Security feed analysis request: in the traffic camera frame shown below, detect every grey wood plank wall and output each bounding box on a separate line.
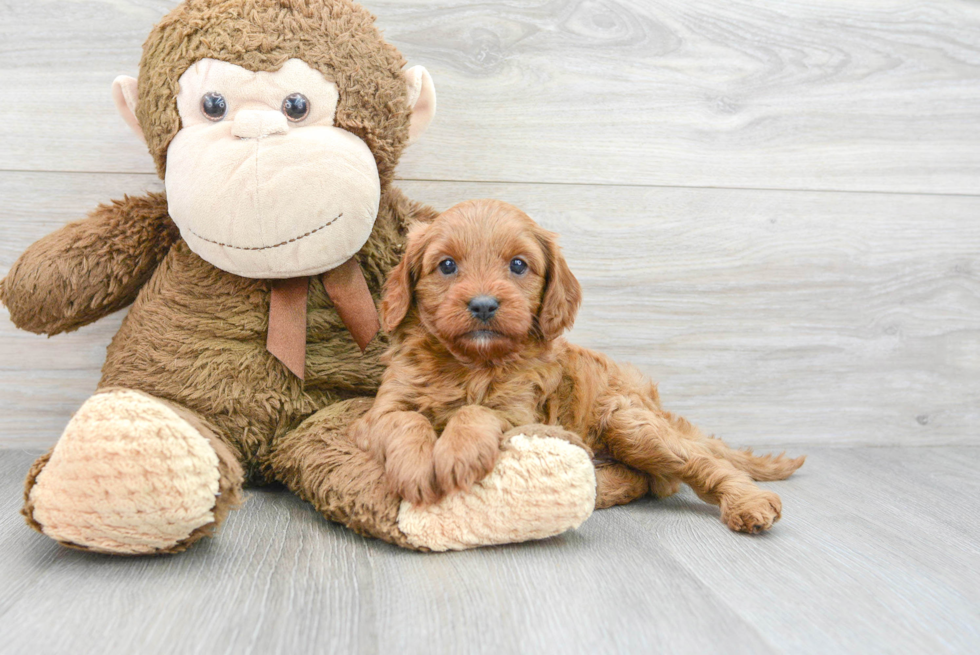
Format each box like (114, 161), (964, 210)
(1, 1), (978, 448)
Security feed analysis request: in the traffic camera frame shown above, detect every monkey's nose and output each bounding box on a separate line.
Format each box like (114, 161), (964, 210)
(232, 110), (289, 139)
(468, 296), (499, 323)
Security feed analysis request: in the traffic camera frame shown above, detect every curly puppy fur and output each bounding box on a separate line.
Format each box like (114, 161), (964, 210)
(352, 199), (805, 533)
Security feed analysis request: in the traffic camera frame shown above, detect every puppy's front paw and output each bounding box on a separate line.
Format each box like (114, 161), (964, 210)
(384, 437), (440, 505)
(433, 428), (501, 495)
(348, 418), (377, 458)
(721, 490), (782, 534)
(386, 459), (440, 506)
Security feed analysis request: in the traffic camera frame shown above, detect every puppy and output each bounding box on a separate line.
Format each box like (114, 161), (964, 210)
(352, 199), (804, 533)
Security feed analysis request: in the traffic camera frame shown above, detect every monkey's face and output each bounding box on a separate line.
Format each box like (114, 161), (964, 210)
(164, 58), (381, 278)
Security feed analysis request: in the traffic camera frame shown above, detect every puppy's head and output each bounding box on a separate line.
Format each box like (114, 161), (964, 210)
(382, 199), (581, 363)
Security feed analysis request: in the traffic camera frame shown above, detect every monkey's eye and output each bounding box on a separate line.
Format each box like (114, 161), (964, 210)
(200, 92), (227, 121)
(510, 258), (528, 275)
(282, 93), (310, 122)
(438, 258), (457, 275)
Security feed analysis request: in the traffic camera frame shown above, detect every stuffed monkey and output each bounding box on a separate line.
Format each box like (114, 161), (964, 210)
(2, 0), (596, 554)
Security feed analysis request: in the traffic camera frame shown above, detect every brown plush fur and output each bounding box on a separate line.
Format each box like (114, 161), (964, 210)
(0, 192), (179, 335)
(355, 200), (806, 533)
(3, 0), (443, 551)
(21, 449), (52, 535)
(271, 397), (418, 549)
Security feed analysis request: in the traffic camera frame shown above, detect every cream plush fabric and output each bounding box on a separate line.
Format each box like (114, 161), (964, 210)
(397, 434), (597, 551)
(29, 390), (222, 554)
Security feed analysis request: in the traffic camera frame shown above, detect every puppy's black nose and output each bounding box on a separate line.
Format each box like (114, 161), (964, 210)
(468, 296), (499, 323)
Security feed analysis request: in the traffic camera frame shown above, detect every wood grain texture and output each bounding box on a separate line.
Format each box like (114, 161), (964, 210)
(2, 1), (980, 193)
(0, 446), (977, 654)
(2, 172), (978, 448)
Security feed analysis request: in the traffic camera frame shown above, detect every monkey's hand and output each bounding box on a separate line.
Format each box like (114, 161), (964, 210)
(1, 192), (178, 335)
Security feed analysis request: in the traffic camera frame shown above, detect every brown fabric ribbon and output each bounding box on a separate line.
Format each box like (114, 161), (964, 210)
(266, 257), (380, 380)
(320, 257), (381, 352)
(267, 276), (310, 380)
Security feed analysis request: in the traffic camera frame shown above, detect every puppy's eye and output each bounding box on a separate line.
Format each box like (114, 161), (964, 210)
(438, 258), (457, 275)
(282, 93), (310, 122)
(201, 92), (227, 121)
(510, 258), (528, 275)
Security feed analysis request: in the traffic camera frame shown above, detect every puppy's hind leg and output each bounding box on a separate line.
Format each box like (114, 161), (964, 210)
(701, 433), (805, 481)
(603, 405), (782, 533)
(594, 462), (650, 509)
(649, 473), (681, 499)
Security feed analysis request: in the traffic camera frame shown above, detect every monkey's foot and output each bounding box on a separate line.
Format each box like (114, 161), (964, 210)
(396, 434), (596, 551)
(24, 389), (242, 555)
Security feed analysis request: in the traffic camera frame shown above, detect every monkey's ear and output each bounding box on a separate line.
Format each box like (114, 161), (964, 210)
(112, 75), (145, 144)
(537, 230), (582, 341)
(403, 66), (436, 145)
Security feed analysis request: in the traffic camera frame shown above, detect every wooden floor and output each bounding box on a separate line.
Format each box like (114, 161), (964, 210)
(0, 446), (977, 654)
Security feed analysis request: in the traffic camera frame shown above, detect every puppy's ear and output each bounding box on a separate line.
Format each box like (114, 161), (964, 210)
(381, 257), (412, 334)
(381, 223), (430, 333)
(536, 228), (582, 340)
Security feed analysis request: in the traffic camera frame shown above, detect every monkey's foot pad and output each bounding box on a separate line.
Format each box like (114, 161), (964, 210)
(28, 390), (222, 554)
(397, 434), (597, 551)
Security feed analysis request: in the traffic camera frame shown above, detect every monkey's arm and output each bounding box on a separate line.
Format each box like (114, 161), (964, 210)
(0, 191), (179, 335)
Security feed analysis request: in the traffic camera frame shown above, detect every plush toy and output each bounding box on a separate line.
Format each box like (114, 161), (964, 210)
(1, 0), (596, 555)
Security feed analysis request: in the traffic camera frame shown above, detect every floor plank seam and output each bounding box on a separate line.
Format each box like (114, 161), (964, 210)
(3, 168), (980, 200)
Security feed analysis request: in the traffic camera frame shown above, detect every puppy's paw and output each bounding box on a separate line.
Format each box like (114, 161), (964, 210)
(433, 428), (501, 495)
(348, 418), (377, 458)
(385, 458), (440, 506)
(721, 490), (782, 534)
(384, 435), (440, 506)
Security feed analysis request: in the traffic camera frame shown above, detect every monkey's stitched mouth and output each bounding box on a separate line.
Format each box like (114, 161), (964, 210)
(187, 212), (343, 251)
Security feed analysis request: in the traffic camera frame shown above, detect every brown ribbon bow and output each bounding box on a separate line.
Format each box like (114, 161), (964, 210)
(266, 257), (380, 380)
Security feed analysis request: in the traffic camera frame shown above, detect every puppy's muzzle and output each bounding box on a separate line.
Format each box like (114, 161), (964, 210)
(468, 296), (499, 323)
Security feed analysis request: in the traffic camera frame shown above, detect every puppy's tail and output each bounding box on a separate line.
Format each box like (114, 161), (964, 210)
(705, 437), (805, 481)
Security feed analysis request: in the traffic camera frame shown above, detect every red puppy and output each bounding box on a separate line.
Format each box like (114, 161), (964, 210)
(352, 199), (804, 533)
